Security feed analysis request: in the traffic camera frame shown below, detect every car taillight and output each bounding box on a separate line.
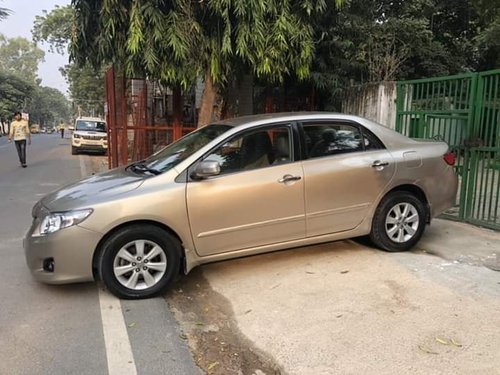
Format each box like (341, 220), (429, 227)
(443, 152), (456, 166)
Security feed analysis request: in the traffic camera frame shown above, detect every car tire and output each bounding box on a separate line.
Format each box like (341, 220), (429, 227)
(98, 225), (181, 299)
(370, 191), (426, 252)
(71, 146), (77, 155)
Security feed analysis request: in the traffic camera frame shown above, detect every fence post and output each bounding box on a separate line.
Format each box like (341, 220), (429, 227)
(395, 82), (404, 133)
(105, 66), (119, 169)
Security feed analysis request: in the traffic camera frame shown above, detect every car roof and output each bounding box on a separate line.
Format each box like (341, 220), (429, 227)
(214, 112), (340, 127)
(76, 117), (105, 122)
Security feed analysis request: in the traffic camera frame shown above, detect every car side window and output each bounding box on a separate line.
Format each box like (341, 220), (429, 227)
(362, 128), (385, 150)
(203, 125), (293, 175)
(303, 122), (363, 159)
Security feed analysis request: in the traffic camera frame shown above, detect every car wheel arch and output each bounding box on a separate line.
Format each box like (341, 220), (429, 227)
(91, 220), (185, 280)
(381, 184), (430, 223)
(369, 189), (428, 252)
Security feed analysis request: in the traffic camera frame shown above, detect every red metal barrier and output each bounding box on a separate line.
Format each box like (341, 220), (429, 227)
(105, 66), (197, 169)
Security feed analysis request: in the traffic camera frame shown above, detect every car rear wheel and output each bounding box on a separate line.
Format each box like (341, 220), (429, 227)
(98, 225), (181, 299)
(370, 191), (426, 252)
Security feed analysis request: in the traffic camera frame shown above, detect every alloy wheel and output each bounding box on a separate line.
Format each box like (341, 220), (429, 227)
(113, 239), (167, 290)
(384, 202), (420, 243)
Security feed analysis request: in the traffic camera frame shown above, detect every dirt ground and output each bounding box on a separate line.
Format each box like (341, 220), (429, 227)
(167, 271), (283, 375)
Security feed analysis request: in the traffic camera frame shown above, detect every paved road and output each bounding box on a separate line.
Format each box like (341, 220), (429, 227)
(0, 133), (200, 375)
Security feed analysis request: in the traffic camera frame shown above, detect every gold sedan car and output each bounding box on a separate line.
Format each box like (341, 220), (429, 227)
(25, 113), (458, 299)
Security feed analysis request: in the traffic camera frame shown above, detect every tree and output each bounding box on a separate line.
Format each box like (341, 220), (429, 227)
(32, 4), (105, 116)
(32, 5), (73, 54)
(60, 63), (105, 117)
(0, 70), (69, 132)
(0, 34), (45, 82)
(0, 70), (35, 133)
(70, 0), (341, 126)
(27, 86), (71, 127)
(0, 70), (34, 117)
(0, 2), (10, 21)
(309, 0), (483, 110)
(471, 0), (500, 69)
(0, 32), (68, 131)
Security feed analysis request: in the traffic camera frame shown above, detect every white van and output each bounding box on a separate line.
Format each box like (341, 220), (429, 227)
(71, 117), (108, 155)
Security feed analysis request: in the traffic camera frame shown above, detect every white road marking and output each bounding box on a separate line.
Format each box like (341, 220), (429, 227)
(98, 288), (138, 375)
(79, 155), (89, 177)
(79, 155), (137, 375)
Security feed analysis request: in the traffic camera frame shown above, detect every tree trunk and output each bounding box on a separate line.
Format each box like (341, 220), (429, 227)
(197, 70), (219, 127)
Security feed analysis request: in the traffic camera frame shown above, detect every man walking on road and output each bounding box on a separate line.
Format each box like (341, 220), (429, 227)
(8, 112), (31, 168)
(59, 120), (65, 138)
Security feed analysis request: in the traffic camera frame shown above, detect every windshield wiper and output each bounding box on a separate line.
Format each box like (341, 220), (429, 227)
(128, 162), (161, 175)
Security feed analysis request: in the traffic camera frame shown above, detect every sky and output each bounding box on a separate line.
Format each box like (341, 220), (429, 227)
(0, 0), (71, 94)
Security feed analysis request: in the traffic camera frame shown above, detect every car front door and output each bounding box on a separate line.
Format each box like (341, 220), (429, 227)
(300, 121), (396, 237)
(186, 124), (306, 256)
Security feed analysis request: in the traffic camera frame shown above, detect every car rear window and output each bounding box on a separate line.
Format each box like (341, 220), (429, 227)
(301, 121), (385, 158)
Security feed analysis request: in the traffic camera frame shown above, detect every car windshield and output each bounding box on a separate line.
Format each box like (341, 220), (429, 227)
(76, 120), (106, 132)
(142, 124), (232, 173)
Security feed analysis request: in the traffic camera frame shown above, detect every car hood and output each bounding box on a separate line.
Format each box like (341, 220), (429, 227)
(39, 167), (145, 212)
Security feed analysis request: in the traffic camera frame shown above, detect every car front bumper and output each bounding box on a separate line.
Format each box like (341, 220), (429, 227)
(24, 223), (103, 284)
(72, 139), (108, 151)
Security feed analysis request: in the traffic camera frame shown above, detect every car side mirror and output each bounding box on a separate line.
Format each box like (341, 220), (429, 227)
(191, 160), (221, 180)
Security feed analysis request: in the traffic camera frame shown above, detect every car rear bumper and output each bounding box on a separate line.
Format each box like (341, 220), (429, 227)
(429, 166), (459, 218)
(24, 224), (102, 284)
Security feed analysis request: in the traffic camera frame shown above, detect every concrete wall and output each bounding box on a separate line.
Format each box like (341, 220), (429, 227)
(342, 82), (397, 129)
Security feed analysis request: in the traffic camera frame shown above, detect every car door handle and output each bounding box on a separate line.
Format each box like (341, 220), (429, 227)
(371, 160), (389, 168)
(278, 175), (302, 183)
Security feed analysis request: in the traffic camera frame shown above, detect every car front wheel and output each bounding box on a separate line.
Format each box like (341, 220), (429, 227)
(370, 191), (426, 252)
(98, 225), (181, 299)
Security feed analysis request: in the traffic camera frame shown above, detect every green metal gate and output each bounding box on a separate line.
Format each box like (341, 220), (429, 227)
(396, 69), (500, 230)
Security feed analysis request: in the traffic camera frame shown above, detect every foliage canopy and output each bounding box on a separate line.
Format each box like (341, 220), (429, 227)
(32, 5), (105, 117)
(0, 34), (69, 125)
(32, 5), (73, 55)
(0, 70), (34, 121)
(70, 0), (340, 88)
(0, 34), (45, 82)
(309, 0), (498, 109)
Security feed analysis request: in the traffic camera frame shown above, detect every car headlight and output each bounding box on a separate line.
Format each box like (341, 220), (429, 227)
(73, 134), (81, 139)
(39, 209), (93, 235)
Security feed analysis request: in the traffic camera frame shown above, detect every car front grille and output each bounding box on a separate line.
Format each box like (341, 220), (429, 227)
(81, 135), (106, 140)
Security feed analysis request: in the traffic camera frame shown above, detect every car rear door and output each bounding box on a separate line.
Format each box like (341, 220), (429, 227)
(300, 120), (396, 237)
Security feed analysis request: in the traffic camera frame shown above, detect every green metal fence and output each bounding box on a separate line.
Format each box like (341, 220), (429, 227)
(396, 69), (500, 230)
